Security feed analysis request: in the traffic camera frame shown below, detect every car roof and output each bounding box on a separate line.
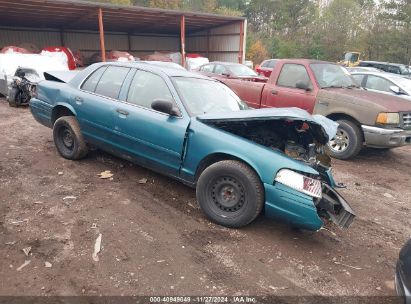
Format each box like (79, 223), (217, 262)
(360, 60), (407, 67)
(93, 61), (211, 79)
(207, 61), (246, 66)
(351, 71), (410, 81)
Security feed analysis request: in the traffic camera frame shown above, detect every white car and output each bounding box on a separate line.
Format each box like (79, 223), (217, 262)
(0, 52), (68, 98)
(351, 71), (411, 101)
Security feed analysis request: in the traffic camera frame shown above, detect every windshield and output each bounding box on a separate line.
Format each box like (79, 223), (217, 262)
(395, 76), (411, 93)
(227, 64), (258, 77)
(311, 63), (357, 88)
(173, 77), (245, 116)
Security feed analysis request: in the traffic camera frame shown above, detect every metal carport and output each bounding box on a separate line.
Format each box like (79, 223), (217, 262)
(0, 0), (246, 66)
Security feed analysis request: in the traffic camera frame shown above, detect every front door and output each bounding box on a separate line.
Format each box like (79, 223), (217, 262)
(112, 69), (189, 177)
(262, 63), (317, 113)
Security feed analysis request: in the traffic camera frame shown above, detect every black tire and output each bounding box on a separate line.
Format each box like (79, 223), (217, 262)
(327, 119), (363, 160)
(53, 116), (88, 160)
(196, 160), (264, 228)
(8, 88), (18, 107)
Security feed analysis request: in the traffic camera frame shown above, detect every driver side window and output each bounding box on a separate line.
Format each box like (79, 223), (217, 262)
(127, 70), (174, 110)
(277, 64), (312, 89)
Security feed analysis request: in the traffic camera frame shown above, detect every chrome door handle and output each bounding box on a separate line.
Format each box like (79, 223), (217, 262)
(271, 89), (278, 95)
(116, 109), (129, 116)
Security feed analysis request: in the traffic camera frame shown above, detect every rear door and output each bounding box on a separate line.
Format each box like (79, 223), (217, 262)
(262, 63), (317, 113)
(73, 65), (131, 145)
(364, 74), (396, 96)
(112, 69), (190, 177)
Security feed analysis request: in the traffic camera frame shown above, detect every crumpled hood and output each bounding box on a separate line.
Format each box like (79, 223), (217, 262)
(197, 107), (338, 144)
(318, 88), (411, 112)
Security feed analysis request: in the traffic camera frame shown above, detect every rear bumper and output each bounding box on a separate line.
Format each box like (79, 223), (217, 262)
(395, 261), (411, 303)
(29, 98), (53, 128)
(362, 125), (411, 148)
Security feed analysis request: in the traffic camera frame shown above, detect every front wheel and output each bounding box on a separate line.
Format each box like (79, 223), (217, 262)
(196, 160), (264, 228)
(53, 116), (88, 160)
(327, 119), (363, 160)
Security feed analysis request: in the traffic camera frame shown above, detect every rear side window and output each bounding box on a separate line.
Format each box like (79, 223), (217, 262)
(201, 64), (214, 72)
(214, 64), (226, 75)
(352, 74), (365, 86)
(277, 64), (311, 89)
(267, 60), (277, 68)
(94, 66), (130, 99)
(127, 70), (173, 110)
(81, 67), (106, 92)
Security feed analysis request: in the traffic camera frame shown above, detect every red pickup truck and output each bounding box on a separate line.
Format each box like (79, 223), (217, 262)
(218, 59), (411, 159)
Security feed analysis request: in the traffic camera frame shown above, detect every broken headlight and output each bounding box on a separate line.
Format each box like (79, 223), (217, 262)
(275, 169), (322, 198)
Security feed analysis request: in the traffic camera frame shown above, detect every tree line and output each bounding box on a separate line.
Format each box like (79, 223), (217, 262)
(91, 0), (411, 66)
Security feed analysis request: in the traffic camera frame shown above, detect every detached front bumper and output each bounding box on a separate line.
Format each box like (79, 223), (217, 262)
(264, 182), (355, 231)
(362, 125), (411, 148)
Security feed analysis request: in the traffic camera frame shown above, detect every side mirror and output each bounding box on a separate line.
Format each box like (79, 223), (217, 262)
(389, 85), (401, 95)
(221, 72), (231, 78)
(151, 99), (180, 116)
(296, 80), (311, 91)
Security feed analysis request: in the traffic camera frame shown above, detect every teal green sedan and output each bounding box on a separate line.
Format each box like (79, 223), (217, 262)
(29, 62), (355, 231)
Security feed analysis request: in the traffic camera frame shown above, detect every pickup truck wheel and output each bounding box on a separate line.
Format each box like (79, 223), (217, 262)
(53, 116), (88, 160)
(327, 119), (363, 160)
(196, 160), (264, 228)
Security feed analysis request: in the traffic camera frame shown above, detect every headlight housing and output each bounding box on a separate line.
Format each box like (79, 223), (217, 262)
(376, 112), (400, 126)
(275, 169), (322, 198)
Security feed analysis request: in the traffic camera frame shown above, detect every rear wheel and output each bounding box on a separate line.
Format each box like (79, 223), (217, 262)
(327, 119), (363, 160)
(53, 116), (88, 160)
(8, 88), (18, 107)
(196, 160), (264, 228)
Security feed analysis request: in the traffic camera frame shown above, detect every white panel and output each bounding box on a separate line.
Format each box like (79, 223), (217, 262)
(209, 36), (239, 52)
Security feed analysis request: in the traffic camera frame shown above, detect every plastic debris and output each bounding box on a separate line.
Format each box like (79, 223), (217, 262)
(98, 171), (113, 179)
(16, 260), (31, 271)
(383, 193), (393, 198)
(92, 233), (102, 262)
(5, 241), (16, 245)
(91, 223), (97, 229)
(58, 172), (64, 175)
(63, 196), (76, 200)
(138, 178), (148, 184)
(22, 247), (31, 256)
(45, 261), (52, 268)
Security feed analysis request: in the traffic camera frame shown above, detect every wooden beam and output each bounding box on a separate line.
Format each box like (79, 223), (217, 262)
(238, 20), (245, 64)
(98, 8), (106, 62)
(180, 15), (186, 67)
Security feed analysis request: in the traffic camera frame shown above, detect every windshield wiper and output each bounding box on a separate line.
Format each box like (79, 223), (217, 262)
(322, 85), (343, 89)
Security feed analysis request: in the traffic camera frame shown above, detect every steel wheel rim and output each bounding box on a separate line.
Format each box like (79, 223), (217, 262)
(328, 129), (350, 153)
(60, 127), (74, 151)
(210, 176), (245, 213)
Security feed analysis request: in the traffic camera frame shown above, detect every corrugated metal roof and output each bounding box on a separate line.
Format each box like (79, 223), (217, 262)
(0, 0), (245, 34)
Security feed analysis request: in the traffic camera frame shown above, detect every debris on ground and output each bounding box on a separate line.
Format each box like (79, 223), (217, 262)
(45, 261), (52, 268)
(138, 178), (148, 184)
(91, 223), (97, 229)
(383, 193), (394, 198)
(58, 172), (63, 175)
(63, 196), (77, 201)
(269, 286), (288, 291)
(22, 247), (31, 256)
(334, 261), (362, 270)
(98, 171), (113, 179)
(92, 233), (102, 262)
(5, 241), (16, 245)
(16, 260), (31, 271)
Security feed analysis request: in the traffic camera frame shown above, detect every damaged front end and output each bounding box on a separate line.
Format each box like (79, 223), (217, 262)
(198, 108), (355, 230)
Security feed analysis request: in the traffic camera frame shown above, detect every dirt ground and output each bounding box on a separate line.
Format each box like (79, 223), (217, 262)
(0, 99), (410, 299)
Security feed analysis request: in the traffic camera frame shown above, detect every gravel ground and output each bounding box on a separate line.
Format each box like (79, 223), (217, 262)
(0, 99), (410, 300)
